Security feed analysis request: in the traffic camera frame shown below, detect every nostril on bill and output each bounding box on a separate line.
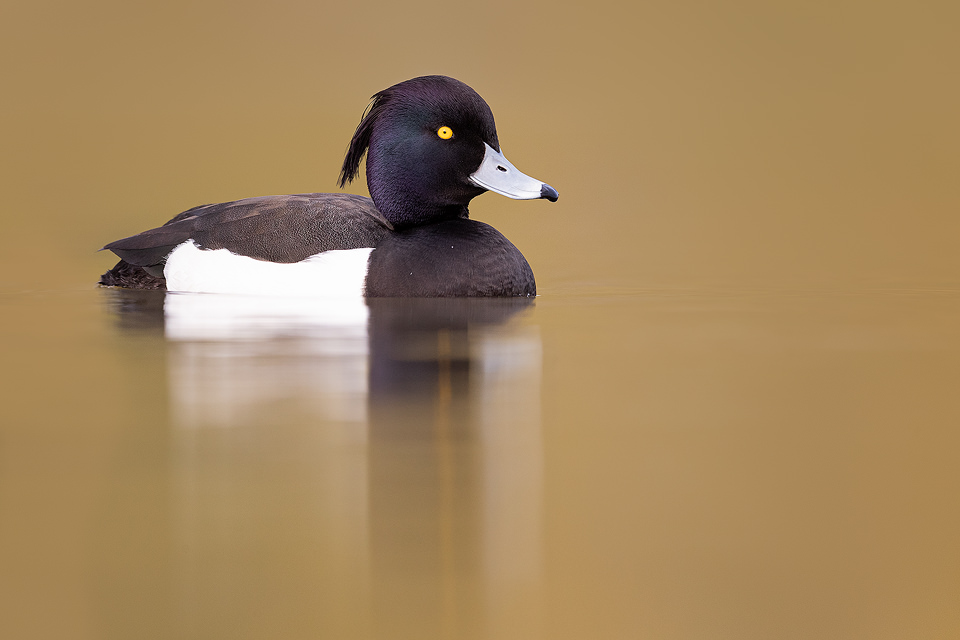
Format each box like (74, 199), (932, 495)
(496, 165), (507, 172)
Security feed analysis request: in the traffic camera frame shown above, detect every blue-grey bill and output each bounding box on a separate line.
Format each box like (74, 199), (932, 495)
(469, 142), (558, 202)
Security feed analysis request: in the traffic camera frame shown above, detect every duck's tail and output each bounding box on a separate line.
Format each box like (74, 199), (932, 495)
(99, 260), (166, 290)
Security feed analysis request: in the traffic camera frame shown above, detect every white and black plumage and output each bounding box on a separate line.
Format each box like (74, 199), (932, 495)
(100, 75), (558, 297)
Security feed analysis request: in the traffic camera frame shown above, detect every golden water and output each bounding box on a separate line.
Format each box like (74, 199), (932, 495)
(3, 288), (958, 639)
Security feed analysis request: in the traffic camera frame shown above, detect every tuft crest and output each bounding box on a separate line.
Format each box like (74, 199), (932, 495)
(338, 91), (388, 188)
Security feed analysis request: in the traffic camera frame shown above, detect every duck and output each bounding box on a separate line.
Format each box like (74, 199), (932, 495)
(99, 75), (558, 297)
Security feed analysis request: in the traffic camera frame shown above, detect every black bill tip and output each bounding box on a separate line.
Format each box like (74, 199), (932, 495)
(540, 184), (559, 202)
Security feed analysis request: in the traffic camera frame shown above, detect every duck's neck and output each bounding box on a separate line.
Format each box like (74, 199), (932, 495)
(366, 157), (478, 228)
(371, 192), (471, 229)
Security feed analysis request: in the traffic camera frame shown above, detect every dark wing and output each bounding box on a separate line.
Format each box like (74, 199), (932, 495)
(103, 193), (393, 269)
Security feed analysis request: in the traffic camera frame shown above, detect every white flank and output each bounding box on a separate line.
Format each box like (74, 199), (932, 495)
(163, 240), (373, 297)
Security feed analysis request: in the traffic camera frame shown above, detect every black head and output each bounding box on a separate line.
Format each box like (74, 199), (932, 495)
(339, 76), (502, 228)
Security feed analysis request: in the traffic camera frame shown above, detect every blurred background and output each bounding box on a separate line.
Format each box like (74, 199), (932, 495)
(2, 0), (957, 290)
(1, 0), (959, 638)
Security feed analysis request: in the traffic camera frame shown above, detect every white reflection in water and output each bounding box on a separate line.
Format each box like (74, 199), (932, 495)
(163, 290), (370, 341)
(165, 292), (370, 426)
(152, 291), (544, 636)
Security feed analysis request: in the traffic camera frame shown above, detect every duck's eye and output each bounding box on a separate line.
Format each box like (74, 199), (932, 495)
(437, 126), (453, 140)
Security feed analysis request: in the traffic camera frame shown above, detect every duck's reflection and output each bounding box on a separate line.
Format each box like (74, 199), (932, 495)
(164, 293), (371, 426)
(104, 289), (544, 638)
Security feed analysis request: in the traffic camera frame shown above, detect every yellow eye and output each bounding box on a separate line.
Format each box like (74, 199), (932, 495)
(437, 126), (453, 139)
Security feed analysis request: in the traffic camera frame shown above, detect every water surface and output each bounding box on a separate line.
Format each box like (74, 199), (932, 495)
(2, 286), (958, 639)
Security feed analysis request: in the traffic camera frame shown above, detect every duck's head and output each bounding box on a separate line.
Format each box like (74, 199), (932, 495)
(338, 75), (558, 228)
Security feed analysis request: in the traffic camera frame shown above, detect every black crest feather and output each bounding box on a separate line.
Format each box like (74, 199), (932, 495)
(338, 94), (384, 188)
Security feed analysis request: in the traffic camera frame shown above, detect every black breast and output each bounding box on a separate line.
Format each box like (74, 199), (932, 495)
(364, 219), (536, 297)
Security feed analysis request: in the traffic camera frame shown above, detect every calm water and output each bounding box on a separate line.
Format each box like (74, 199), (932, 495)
(2, 285), (958, 639)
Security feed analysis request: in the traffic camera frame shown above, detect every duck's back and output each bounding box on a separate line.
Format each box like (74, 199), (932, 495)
(100, 193), (393, 289)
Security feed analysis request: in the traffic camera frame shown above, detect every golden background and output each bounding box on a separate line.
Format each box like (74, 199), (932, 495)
(3, 0), (957, 289)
